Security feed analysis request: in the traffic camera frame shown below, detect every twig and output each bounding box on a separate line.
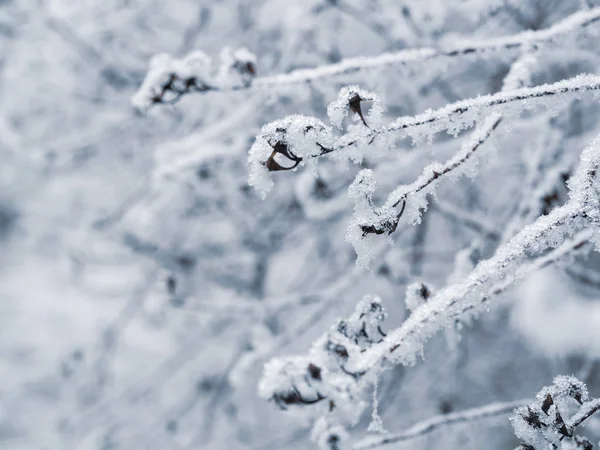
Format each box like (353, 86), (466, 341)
(353, 399), (530, 450)
(259, 75), (600, 172)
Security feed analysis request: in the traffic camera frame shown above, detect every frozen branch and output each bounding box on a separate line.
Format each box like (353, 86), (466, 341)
(133, 7), (600, 109)
(249, 74), (600, 199)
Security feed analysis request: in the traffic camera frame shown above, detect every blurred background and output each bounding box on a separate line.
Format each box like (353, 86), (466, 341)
(1, 0), (600, 449)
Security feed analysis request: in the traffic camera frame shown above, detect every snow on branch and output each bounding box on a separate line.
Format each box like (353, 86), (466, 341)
(248, 74), (600, 199)
(259, 133), (600, 447)
(131, 47), (256, 112)
(132, 7), (600, 110)
(256, 7), (600, 87)
(347, 53), (536, 265)
(510, 375), (600, 450)
(353, 398), (530, 450)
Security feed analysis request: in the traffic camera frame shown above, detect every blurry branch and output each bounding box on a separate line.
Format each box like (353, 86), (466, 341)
(431, 199), (500, 240)
(353, 399), (530, 450)
(258, 6), (600, 86)
(500, 126), (570, 243)
(133, 7), (600, 107)
(321, 0), (397, 48)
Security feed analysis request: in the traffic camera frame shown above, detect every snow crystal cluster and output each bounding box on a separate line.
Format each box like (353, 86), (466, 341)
(510, 375), (600, 450)
(132, 47), (256, 112)
(259, 295), (388, 450)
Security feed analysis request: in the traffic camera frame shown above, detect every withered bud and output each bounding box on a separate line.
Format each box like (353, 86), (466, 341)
(166, 275), (177, 295)
(574, 436), (593, 450)
(308, 363), (322, 380)
(541, 393), (554, 415)
(522, 407), (546, 429)
(348, 93), (369, 127)
(327, 341), (349, 360)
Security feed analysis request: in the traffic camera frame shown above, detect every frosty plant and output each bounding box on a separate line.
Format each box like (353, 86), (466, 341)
(131, 5), (600, 450)
(511, 376), (600, 450)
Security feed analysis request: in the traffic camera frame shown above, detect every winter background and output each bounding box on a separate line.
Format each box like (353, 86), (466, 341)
(1, 1), (600, 449)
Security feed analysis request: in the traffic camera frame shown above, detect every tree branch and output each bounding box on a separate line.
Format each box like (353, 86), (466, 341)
(135, 7), (600, 106)
(255, 75), (600, 176)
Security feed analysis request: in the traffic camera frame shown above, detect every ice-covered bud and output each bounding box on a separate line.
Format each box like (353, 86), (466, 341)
(232, 47), (257, 76)
(549, 375), (589, 404)
(248, 115), (334, 197)
(354, 294), (386, 325)
(323, 333), (352, 364)
(327, 86), (383, 129)
(218, 47), (257, 87)
(405, 281), (432, 312)
(347, 170), (402, 266)
(131, 50), (214, 113)
(259, 357), (325, 410)
(348, 169), (377, 215)
(311, 417), (350, 450)
(131, 53), (175, 112)
(334, 295), (388, 348)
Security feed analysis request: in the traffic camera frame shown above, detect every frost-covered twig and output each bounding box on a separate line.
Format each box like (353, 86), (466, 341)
(133, 7), (600, 109)
(349, 53), (537, 240)
(353, 399), (530, 450)
(511, 376), (600, 450)
(249, 74), (600, 199)
(348, 114), (502, 239)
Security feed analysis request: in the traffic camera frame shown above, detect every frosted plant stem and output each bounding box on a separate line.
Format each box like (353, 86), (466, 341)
(321, 76), (600, 161)
(135, 7), (600, 105)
